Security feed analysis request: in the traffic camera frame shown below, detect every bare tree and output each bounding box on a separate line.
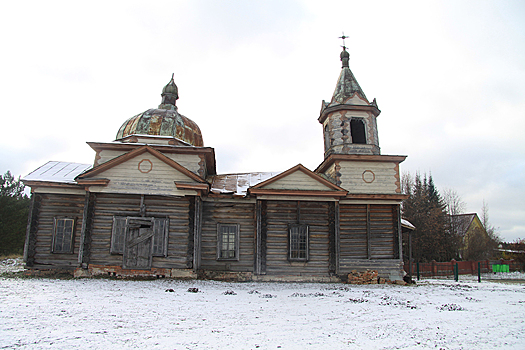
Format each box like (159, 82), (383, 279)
(479, 200), (501, 257)
(442, 188), (466, 216)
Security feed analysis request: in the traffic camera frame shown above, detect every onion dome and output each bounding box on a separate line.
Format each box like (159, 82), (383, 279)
(115, 75), (204, 147)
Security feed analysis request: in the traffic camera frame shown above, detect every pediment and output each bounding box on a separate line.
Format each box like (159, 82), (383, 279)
(249, 164), (347, 197)
(77, 145), (207, 195)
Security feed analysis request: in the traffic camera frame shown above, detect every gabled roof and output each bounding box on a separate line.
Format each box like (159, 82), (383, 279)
(87, 141), (216, 175)
(248, 164), (348, 197)
(76, 145), (206, 184)
(23, 161), (92, 184)
(450, 213), (482, 236)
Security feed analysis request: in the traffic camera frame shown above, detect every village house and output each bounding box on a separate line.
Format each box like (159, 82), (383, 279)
(22, 47), (410, 282)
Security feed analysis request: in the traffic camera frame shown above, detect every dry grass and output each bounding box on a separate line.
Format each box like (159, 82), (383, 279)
(0, 254), (22, 260)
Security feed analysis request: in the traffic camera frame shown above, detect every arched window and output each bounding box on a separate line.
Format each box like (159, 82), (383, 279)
(350, 119), (366, 144)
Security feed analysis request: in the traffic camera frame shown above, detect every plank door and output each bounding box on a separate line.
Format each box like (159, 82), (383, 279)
(123, 217), (155, 269)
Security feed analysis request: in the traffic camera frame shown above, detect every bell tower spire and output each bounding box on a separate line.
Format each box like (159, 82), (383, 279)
(319, 36), (381, 157)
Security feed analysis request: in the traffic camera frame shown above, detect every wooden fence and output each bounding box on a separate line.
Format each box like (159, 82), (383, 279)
(404, 259), (520, 278)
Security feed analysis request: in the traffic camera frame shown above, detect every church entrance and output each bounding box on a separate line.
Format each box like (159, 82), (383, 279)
(122, 217), (155, 269)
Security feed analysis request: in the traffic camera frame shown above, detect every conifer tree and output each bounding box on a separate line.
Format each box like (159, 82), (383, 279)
(402, 172), (459, 262)
(0, 171), (30, 256)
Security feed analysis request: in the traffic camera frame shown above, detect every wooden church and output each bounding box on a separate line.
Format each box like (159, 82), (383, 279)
(22, 47), (409, 282)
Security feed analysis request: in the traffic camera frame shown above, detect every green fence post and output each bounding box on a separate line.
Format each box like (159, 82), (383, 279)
(478, 262), (481, 283)
(454, 263), (458, 282)
(417, 262), (420, 280)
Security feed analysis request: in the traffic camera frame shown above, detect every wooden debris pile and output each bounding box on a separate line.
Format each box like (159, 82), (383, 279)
(347, 269), (389, 285)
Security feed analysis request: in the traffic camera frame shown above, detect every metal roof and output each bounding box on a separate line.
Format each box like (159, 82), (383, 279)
(23, 161), (92, 183)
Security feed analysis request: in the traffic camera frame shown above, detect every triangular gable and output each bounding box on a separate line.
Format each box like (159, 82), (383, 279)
(249, 164), (347, 197)
(77, 145), (206, 183)
(342, 92), (369, 106)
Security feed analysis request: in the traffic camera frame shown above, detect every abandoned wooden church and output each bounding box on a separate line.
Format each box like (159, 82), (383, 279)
(22, 47), (411, 282)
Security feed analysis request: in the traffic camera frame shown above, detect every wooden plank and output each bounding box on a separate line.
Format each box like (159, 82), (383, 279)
(78, 192), (96, 268)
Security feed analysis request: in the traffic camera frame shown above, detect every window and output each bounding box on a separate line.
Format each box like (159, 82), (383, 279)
(288, 224), (309, 261)
(52, 217), (75, 253)
(217, 224), (239, 260)
(350, 119), (366, 144)
(111, 216), (169, 257)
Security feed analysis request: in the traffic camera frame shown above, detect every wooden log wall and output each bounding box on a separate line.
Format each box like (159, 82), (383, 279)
(265, 200), (330, 276)
(89, 193), (191, 269)
(30, 193), (85, 269)
(340, 204), (368, 259)
(145, 195), (191, 269)
(369, 205), (395, 259)
(339, 203), (400, 274)
(200, 200), (255, 272)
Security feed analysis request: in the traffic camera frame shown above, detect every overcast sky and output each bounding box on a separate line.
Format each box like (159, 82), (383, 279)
(1, 1), (523, 242)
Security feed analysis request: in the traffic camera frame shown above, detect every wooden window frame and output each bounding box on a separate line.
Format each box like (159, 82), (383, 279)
(288, 224), (309, 262)
(111, 216), (169, 257)
(216, 223), (240, 261)
(52, 217), (76, 254)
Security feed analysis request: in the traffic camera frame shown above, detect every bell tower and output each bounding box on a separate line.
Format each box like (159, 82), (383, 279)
(319, 43), (381, 157)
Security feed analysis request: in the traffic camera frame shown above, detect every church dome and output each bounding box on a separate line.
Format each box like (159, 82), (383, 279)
(116, 109), (203, 146)
(115, 75), (204, 147)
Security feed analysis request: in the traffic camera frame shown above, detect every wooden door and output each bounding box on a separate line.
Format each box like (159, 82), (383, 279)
(123, 217), (155, 269)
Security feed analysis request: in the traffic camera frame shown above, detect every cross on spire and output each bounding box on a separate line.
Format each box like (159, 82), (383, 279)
(339, 32), (349, 50)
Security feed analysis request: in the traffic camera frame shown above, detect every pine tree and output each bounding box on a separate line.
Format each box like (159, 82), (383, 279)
(402, 172), (459, 262)
(0, 171), (30, 256)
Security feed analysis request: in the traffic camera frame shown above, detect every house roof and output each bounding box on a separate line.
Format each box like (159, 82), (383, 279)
(22, 161), (92, 184)
(450, 213), (478, 236)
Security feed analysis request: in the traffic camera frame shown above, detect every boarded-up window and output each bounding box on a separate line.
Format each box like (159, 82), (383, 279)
(217, 224), (239, 260)
(111, 216), (169, 256)
(52, 217), (75, 253)
(288, 224), (309, 261)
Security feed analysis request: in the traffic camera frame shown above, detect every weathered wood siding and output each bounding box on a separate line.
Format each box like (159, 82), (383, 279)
(339, 204), (399, 275)
(90, 153), (198, 196)
(338, 161), (398, 194)
(340, 204), (368, 259)
(262, 171), (330, 191)
(89, 193), (191, 269)
(31, 193), (85, 269)
(200, 200), (255, 272)
(369, 205), (395, 259)
(265, 200), (330, 276)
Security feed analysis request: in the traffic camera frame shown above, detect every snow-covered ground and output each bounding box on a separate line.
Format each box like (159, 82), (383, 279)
(1, 269), (524, 350)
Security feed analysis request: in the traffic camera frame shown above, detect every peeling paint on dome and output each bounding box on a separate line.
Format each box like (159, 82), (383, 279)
(116, 108), (203, 147)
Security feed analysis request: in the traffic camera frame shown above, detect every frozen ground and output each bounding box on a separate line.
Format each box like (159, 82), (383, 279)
(1, 267), (524, 349)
